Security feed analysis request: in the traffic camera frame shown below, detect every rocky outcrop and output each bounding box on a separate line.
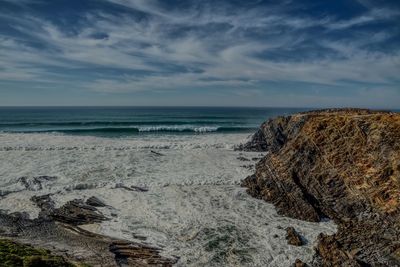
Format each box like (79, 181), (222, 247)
(32, 194), (108, 225)
(1, 195), (178, 266)
(240, 109), (400, 266)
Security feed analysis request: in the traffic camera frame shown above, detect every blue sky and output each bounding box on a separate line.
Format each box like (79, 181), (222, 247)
(0, 0), (399, 108)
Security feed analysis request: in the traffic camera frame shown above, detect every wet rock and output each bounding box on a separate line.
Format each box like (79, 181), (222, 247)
(31, 194), (55, 219)
(115, 183), (148, 192)
(235, 129), (268, 151)
(130, 185), (149, 192)
(18, 176), (57, 191)
(109, 240), (178, 266)
(51, 199), (108, 225)
(8, 212), (30, 220)
(0, 209), (177, 266)
(71, 183), (98, 190)
(31, 195), (108, 225)
(86, 196), (107, 207)
(241, 109), (400, 266)
(240, 164), (253, 170)
(292, 259), (308, 267)
(286, 227), (304, 246)
(150, 150), (164, 156)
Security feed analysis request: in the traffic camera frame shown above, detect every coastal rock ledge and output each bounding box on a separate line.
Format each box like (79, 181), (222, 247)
(240, 108), (400, 266)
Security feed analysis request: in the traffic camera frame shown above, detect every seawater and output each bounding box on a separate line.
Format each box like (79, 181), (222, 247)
(0, 107), (336, 266)
(0, 107), (309, 136)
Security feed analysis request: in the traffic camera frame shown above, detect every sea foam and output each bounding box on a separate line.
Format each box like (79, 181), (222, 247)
(0, 132), (336, 266)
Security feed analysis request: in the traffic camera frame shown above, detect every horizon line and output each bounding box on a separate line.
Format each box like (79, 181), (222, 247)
(0, 105), (397, 110)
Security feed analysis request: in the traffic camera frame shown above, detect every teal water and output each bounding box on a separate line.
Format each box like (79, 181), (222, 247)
(0, 107), (309, 137)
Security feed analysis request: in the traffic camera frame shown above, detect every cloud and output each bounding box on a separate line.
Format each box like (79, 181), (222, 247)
(0, 0), (399, 107)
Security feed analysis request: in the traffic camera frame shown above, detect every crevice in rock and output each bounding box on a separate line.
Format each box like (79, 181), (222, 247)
(291, 171), (328, 220)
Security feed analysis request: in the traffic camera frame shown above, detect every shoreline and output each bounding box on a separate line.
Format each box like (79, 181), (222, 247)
(6, 109), (393, 265)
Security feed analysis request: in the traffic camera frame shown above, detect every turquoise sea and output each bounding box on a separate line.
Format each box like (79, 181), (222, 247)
(0, 107), (310, 137)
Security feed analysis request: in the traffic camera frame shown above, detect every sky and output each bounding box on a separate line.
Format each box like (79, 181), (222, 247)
(0, 0), (399, 108)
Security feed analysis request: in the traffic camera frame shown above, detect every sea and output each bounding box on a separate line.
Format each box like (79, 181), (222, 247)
(0, 106), (310, 136)
(0, 107), (337, 266)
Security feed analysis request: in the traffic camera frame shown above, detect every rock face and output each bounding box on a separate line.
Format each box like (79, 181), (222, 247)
(240, 109), (400, 266)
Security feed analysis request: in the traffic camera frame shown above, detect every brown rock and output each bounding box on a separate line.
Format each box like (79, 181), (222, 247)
(286, 227), (304, 246)
(292, 259), (308, 267)
(241, 108), (400, 266)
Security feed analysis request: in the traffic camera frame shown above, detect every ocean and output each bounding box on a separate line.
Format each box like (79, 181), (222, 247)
(0, 107), (336, 266)
(0, 106), (309, 136)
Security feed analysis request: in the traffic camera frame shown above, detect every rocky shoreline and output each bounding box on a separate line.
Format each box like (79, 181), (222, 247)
(240, 108), (400, 266)
(0, 193), (177, 266)
(1, 108), (397, 266)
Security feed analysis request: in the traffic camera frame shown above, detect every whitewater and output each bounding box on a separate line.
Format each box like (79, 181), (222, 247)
(0, 131), (336, 266)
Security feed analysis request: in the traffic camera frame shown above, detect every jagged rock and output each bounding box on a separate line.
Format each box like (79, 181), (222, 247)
(240, 164), (253, 170)
(115, 183), (149, 192)
(110, 240), (178, 266)
(0, 210), (177, 266)
(86, 196), (107, 207)
(1, 195), (177, 266)
(241, 108), (400, 266)
(18, 176), (57, 191)
(51, 199), (108, 225)
(130, 185), (149, 192)
(237, 156), (250, 161)
(151, 150), (164, 156)
(286, 227), (304, 246)
(31, 194), (55, 219)
(236, 130), (267, 151)
(292, 259), (308, 267)
(71, 183), (98, 190)
(31, 195), (108, 225)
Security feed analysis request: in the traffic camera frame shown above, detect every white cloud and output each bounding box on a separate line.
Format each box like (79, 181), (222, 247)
(0, 0), (399, 104)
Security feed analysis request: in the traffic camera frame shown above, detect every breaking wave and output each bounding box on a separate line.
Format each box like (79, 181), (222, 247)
(0, 126), (255, 135)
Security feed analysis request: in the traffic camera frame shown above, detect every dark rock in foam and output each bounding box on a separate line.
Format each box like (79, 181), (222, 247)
(286, 227), (304, 246)
(86, 196), (107, 207)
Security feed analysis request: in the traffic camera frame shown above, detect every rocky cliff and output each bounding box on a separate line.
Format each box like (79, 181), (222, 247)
(240, 109), (400, 266)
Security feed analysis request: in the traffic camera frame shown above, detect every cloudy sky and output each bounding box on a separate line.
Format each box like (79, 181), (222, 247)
(0, 0), (399, 107)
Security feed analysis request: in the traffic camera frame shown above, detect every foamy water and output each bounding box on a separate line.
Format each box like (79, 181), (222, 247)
(0, 132), (336, 266)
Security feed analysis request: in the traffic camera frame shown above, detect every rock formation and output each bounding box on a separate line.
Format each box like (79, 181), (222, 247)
(86, 196), (107, 207)
(240, 109), (400, 266)
(286, 227), (304, 246)
(0, 195), (177, 266)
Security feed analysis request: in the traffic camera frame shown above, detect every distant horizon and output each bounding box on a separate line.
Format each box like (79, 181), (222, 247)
(0, 105), (398, 112)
